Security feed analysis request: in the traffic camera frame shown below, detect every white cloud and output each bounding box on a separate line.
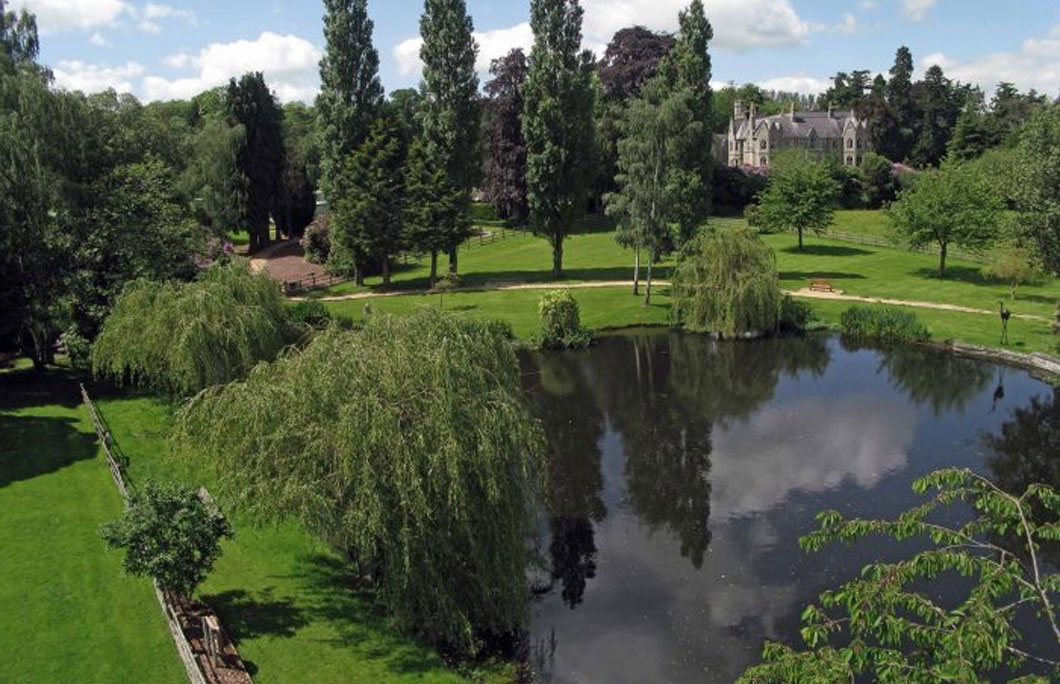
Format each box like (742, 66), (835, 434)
(163, 52), (191, 69)
(89, 32), (112, 47)
(143, 3), (196, 23)
(756, 74), (831, 94)
(834, 12), (860, 34)
(858, 0), (877, 9)
(394, 0), (815, 79)
(53, 60), (145, 93)
(137, 20), (161, 34)
(143, 32), (322, 103)
(921, 25), (1060, 96)
(13, 0), (129, 33)
(902, 0), (938, 22)
(394, 22), (535, 77)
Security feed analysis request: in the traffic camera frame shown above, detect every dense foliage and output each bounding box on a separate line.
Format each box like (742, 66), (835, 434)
(172, 310), (547, 655)
(317, 0), (383, 205)
(755, 151), (840, 250)
(100, 480), (233, 599)
(839, 305), (930, 344)
(888, 162), (1003, 277)
(538, 289), (591, 349)
(93, 262), (299, 396)
(738, 469), (1060, 684)
(671, 226), (781, 337)
(523, 0), (596, 276)
(1013, 107), (1060, 274)
(482, 49), (528, 223)
(419, 0), (480, 275)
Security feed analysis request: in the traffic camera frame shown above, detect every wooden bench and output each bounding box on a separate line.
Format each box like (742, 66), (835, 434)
(809, 279), (835, 293)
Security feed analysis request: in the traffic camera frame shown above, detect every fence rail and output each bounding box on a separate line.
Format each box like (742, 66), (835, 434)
(80, 384), (253, 684)
(824, 230), (989, 264)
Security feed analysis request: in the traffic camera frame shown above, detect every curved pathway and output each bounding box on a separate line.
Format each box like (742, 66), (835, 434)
(305, 280), (1049, 323)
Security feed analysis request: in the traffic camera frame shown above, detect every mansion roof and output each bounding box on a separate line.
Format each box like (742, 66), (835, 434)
(733, 111), (864, 140)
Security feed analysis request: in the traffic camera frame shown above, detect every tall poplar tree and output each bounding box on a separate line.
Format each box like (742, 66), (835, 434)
(317, 0), (384, 203)
(419, 0), (480, 275)
(655, 0), (714, 245)
(226, 72), (284, 252)
(523, 0), (596, 277)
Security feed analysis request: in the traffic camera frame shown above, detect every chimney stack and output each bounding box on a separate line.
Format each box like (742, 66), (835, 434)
(734, 99), (746, 120)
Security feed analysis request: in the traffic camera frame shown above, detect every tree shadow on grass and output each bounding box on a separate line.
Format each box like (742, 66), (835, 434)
(781, 244), (873, 257)
(0, 413), (99, 488)
(0, 367), (84, 411)
(779, 271), (867, 282)
(293, 552), (450, 676)
(201, 588), (307, 643)
(911, 265), (990, 286)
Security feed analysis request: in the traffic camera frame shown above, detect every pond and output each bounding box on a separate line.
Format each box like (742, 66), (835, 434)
(521, 330), (1058, 684)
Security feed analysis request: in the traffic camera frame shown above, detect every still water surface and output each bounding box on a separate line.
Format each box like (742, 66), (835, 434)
(521, 331), (1057, 684)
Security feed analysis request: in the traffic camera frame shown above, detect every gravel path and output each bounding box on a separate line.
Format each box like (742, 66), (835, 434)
(303, 280), (1050, 323)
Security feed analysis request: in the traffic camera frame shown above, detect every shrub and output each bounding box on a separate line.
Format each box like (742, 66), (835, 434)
(286, 300), (331, 329)
(93, 261), (299, 396)
(778, 296), (815, 333)
(470, 201), (500, 223)
(538, 290), (591, 349)
(173, 310), (546, 655)
(60, 328), (92, 370)
(671, 226), (782, 337)
(100, 480), (232, 599)
(839, 305), (930, 344)
(301, 217), (330, 264)
(985, 245), (1044, 299)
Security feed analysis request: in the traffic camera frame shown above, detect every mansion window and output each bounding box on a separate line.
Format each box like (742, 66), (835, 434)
(846, 155), (854, 165)
(759, 139), (767, 150)
(846, 138), (854, 149)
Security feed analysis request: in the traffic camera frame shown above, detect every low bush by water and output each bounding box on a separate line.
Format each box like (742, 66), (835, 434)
(840, 305), (930, 344)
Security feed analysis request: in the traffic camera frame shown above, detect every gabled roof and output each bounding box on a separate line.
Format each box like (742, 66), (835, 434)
(733, 111), (863, 140)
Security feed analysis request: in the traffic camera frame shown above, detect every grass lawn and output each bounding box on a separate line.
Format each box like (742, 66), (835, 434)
(0, 369), (185, 684)
(310, 212), (1060, 354)
(93, 392), (513, 684)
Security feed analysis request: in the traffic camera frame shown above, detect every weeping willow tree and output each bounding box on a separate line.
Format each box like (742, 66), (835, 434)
(671, 226), (781, 337)
(92, 261), (298, 396)
(172, 309), (546, 655)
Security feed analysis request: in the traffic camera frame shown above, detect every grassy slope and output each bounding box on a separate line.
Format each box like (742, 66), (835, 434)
(0, 370), (185, 684)
(317, 212), (1060, 353)
(94, 394), (510, 684)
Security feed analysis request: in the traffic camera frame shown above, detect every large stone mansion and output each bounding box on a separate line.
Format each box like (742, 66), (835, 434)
(716, 101), (873, 168)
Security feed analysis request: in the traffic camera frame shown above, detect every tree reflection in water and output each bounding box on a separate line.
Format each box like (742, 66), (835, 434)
(857, 343), (994, 416)
(985, 388), (1060, 566)
(524, 352), (605, 608)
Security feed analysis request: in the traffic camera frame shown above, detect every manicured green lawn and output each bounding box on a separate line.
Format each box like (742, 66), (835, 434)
(94, 393), (513, 684)
(312, 211), (1060, 354)
(0, 370), (185, 684)
(326, 285), (673, 338)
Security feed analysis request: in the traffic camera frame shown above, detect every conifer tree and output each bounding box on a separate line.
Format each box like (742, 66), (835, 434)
(404, 139), (467, 284)
(419, 0), (480, 275)
(329, 118), (406, 284)
(226, 72), (284, 252)
(523, 0), (596, 276)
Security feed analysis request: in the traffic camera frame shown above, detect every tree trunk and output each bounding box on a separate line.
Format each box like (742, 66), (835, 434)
(381, 256), (390, 285)
(632, 248), (640, 295)
(429, 250), (438, 285)
(552, 237), (563, 277)
(938, 242), (947, 278)
(798, 228), (804, 251)
(448, 245), (458, 275)
(644, 253), (653, 306)
(354, 263), (365, 287)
